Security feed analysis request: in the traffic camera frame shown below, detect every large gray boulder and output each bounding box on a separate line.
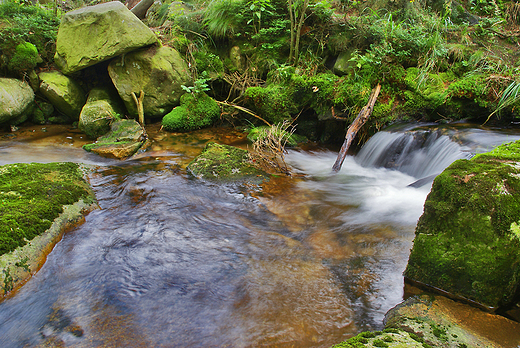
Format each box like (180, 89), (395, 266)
(78, 86), (124, 139)
(54, 1), (158, 75)
(39, 71), (86, 121)
(0, 78), (34, 125)
(108, 45), (191, 119)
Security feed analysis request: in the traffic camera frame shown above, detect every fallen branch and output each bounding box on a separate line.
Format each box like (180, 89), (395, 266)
(216, 100), (271, 126)
(332, 83), (381, 172)
(131, 90), (145, 126)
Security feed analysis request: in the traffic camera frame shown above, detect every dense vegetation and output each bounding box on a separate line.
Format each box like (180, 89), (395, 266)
(1, 0), (520, 143)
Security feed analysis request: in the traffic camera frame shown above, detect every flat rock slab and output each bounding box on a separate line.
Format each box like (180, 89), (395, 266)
(385, 295), (520, 348)
(54, 1), (157, 74)
(83, 119), (146, 159)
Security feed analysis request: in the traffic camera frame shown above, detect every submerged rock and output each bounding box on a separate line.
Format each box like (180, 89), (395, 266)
(0, 78), (34, 125)
(54, 1), (158, 74)
(187, 142), (267, 181)
(39, 71), (86, 121)
(83, 119), (146, 159)
(108, 45), (191, 119)
(404, 140), (520, 309)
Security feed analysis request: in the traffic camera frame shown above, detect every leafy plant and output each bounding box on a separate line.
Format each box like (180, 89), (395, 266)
(181, 76), (211, 96)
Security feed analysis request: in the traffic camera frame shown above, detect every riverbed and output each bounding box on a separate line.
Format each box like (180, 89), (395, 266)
(0, 122), (519, 347)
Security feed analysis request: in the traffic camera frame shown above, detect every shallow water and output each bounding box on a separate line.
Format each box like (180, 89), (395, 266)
(0, 122), (519, 347)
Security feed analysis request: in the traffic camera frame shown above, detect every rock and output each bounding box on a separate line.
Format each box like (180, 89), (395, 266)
(404, 140), (520, 309)
(83, 119), (146, 159)
(108, 45), (191, 119)
(54, 1), (158, 75)
(187, 142), (267, 181)
(0, 78), (34, 125)
(384, 295), (520, 347)
(330, 328), (428, 347)
(39, 71), (86, 121)
(333, 49), (357, 76)
(78, 86), (124, 139)
(0, 162), (98, 300)
(229, 46), (245, 72)
(31, 102), (54, 125)
(161, 92), (220, 132)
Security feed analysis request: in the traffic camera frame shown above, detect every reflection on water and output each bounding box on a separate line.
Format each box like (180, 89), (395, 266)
(0, 122), (519, 347)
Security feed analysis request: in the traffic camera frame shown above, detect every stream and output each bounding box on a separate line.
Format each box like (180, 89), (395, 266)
(0, 122), (519, 347)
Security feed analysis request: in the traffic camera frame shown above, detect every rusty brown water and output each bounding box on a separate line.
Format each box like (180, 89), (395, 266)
(0, 122), (519, 347)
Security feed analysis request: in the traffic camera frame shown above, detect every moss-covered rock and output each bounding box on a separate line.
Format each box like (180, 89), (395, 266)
(244, 84), (297, 124)
(384, 294), (520, 347)
(330, 328), (426, 348)
(187, 142), (267, 181)
(0, 162), (95, 256)
(82, 119), (146, 159)
(108, 45), (191, 119)
(7, 42), (41, 73)
(162, 92), (220, 132)
(38, 71), (86, 121)
(404, 140), (520, 309)
(78, 86), (124, 139)
(54, 1), (158, 74)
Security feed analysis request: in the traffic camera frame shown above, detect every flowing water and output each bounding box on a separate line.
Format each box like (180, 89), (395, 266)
(0, 122), (519, 347)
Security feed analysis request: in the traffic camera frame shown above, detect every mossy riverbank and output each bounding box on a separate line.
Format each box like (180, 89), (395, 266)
(0, 162), (98, 298)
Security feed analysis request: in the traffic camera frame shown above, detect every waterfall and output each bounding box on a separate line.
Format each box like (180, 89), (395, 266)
(355, 129), (473, 179)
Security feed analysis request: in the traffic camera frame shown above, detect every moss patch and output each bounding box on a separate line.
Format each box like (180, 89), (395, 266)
(405, 140), (520, 309)
(187, 142), (267, 181)
(162, 92), (220, 132)
(0, 162), (95, 256)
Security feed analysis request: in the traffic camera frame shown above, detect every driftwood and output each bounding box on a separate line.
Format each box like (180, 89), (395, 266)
(332, 83), (381, 172)
(131, 90), (145, 126)
(127, 0), (154, 19)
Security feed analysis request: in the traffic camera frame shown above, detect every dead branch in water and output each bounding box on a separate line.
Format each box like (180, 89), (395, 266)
(332, 83), (381, 172)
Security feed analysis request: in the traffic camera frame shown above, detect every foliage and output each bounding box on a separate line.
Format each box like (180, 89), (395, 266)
(0, 0), (59, 75)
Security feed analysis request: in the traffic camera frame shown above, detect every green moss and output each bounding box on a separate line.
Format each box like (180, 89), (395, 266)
(405, 140), (520, 308)
(0, 162), (94, 256)
(187, 142), (267, 181)
(244, 84), (297, 124)
(162, 92), (220, 132)
(7, 42), (40, 72)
